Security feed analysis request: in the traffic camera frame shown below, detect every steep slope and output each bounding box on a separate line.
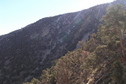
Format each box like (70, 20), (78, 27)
(0, 3), (109, 84)
(25, 2), (126, 84)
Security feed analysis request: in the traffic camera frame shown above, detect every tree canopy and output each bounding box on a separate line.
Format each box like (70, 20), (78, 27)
(23, 3), (126, 84)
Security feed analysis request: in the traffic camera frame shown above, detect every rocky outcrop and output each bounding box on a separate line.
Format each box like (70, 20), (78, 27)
(0, 3), (110, 84)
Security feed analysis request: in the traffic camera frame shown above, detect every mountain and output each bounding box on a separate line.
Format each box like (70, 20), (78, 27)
(0, 1), (123, 84)
(25, 1), (126, 84)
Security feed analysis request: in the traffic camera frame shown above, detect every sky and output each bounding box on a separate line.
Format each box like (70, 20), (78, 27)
(0, 0), (114, 35)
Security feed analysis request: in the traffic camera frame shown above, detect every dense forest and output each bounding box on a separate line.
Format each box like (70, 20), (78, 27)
(24, 3), (126, 84)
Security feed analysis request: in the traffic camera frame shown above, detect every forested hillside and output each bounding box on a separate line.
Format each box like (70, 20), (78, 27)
(0, 0), (126, 84)
(24, 2), (126, 84)
(0, 2), (108, 84)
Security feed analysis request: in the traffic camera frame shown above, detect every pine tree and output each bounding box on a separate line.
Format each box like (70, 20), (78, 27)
(99, 4), (126, 61)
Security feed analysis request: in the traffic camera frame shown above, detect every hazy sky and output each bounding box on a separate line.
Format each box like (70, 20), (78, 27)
(0, 0), (114, 35)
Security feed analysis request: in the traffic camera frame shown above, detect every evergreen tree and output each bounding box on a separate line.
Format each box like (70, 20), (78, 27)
(98, 4), (126, 61)
(23, 3), (126, 84)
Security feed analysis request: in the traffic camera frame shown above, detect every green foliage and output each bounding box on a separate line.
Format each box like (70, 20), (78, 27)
(24, 3), (126, 84)
(98, 4), (126, 46)
(23, 78), (40, 84)
(40, 67), (56, 84)
(111, 61), (124, 84)
(53, 50), (89, 84)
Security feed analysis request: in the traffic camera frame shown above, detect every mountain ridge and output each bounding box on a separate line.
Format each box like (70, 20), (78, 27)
(0, 2), (116, 84)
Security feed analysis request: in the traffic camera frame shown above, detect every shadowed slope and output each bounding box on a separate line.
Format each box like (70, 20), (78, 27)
(0, 3), (109, 84)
